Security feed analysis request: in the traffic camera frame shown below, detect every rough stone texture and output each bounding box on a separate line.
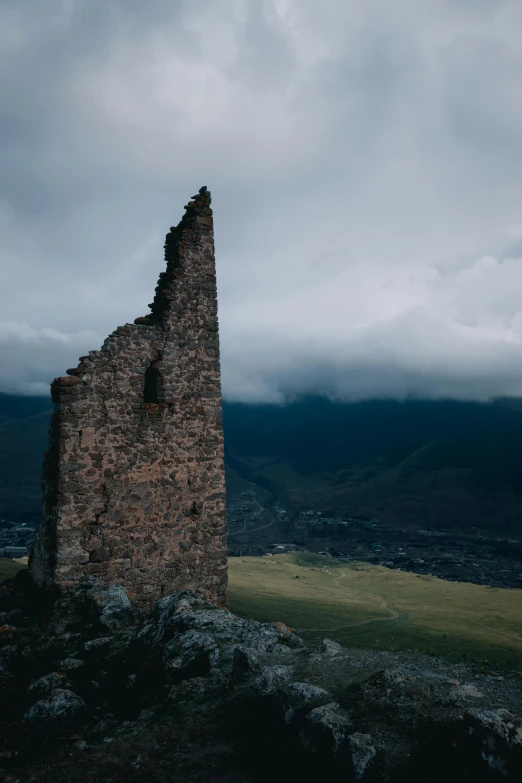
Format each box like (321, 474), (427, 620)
(29, 187), (227, 610)
(1, 580), (522, 782)
(22, 688), (87, 726)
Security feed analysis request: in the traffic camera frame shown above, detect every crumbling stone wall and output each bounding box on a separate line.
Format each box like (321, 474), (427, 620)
(29, 187), (227, 610)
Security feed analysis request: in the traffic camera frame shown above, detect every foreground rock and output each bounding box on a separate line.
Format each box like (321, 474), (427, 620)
(0, 574), (521, 782)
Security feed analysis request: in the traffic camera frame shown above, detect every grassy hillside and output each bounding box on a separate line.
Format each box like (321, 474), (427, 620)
(0, 558), (25, 583)
(0, 409), (50, 517)
(228, 553), (522, 669)
(223, 397), (522, 534)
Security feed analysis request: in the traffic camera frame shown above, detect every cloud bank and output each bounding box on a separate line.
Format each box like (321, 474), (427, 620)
(2, 0), (522, 402)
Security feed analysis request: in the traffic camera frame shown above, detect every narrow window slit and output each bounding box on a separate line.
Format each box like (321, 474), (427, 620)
(144, 363), (163, 403)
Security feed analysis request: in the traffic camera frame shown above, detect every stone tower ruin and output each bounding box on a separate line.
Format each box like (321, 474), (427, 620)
(29, 187), (227, 610)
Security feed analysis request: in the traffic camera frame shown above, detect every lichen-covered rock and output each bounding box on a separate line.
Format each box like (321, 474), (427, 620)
(464, 707), (522, 776)
(2, 585), (522, 782)
(142, 590), (224, 647)
(231, 645), (259, 677)
(22, 688), (86, 725)
(271, 621), (296, 637)
(281, 682), (332, 725)
(163, 630), (220, 678)
(0, 624), (18, 644)
(317, 638), (345, 657)
(28, 672), (68, 698)
(448, 683), (485, 703)
(300, 701), (352, 757)
(82, 635), (116, 655)
(283, 681), (331, 706)
(56, 657), (85, 671)
(140, 589), (303, 684)
(251, 665), (294, 696)
(360, 665), (432, 702)
(348, 732), (377, 780)
(86, 582), (143, 631)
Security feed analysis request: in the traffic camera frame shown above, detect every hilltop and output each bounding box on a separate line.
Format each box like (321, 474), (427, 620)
(0, 568), (521, 781)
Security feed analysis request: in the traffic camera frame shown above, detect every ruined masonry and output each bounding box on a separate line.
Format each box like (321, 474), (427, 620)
(29, 187), (227, 610)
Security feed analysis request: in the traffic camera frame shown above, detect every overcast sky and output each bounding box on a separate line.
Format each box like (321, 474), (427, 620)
(2, 0), (522, 402)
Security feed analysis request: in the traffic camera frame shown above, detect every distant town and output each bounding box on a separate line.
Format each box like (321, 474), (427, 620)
(0, 519), (36, 559)
(227, 487), (522, 590)
(3, 484), (522, 590)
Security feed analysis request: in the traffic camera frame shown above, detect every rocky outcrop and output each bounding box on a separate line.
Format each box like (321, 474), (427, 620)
(0, 575), (521, 782)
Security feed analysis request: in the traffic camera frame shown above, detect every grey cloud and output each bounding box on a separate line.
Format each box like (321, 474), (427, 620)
(2, 0), (522, 401)
(0, 322), (100, 396)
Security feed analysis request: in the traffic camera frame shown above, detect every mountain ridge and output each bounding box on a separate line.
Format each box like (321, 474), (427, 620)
(2, 393), (522, 535)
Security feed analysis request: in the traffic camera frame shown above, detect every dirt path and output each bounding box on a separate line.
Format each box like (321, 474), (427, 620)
(295, 595), (399, 634)
(227, 483), (274, 537)
(295, 569), (400, 633)
(228, 521), (273, 536)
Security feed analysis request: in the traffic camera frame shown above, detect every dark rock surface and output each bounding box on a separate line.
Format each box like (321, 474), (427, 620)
(1, 573), (521, 782)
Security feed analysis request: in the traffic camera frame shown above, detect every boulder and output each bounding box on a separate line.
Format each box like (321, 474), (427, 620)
(300, 701), (352, 757)
(251, 665), (294, 696)
(317, 638), (345, 657)
(281, 682), (331, 725)
(22, 688), (87, 729)
(231, 645), (259, 677)
(163, 630), (220, 679)
(448, 683), (485, 704)
(2, 585), (522, 782)
(55, 657), (86, 671)
(28, 672), (68, 698)
(84, 582), (142, 631)
(464, 707), (522, 776)
(348, 732), (377, 780)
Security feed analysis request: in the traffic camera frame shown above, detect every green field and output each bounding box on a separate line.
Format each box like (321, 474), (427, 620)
(0, 558), (25, 583)
(229, 553), (522, 669)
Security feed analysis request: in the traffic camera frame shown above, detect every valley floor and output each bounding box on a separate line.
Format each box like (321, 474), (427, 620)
(228, 553), (522, 670)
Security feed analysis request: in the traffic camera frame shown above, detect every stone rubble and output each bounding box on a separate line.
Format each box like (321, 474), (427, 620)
(1, 576), (521, 782)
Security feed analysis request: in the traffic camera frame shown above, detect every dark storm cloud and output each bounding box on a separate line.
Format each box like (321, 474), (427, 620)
(2, 0), (522, 401)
